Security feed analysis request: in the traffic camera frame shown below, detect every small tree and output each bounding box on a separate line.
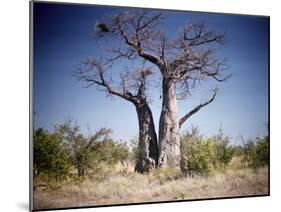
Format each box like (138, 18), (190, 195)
(180, 126), (235, 176)
(33, 128), (70, 181)
(180, 126), (215, 176)
(256, 136), (269, 167)
(55, 120), (112, 176)
(211, 127), (234, 167)
(113, 142), (130, 165)
(93, 138), (130, 165)
(241, 136), (269, 169)
(129, 136), (139, 164)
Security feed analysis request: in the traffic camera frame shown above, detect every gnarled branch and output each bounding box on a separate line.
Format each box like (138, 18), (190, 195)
(84, 128), (112, 154)
(179, 89), (218, 128)
(74, 58), (139, 104)
(74, 58), (155, 106)
(183, 21), (225, 46)
(97, 11), (165, 70)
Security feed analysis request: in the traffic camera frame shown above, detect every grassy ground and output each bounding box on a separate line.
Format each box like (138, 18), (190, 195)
(33, 165), (268, 210)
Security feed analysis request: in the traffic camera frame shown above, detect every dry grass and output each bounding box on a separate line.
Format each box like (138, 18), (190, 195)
(33, 165), (269, 210)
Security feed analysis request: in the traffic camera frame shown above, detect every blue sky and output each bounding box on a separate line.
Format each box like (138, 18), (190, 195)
(33, 2), (269, 143)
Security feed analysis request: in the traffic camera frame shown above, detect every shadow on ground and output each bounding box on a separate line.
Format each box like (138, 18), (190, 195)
(17, 202), (29, 211)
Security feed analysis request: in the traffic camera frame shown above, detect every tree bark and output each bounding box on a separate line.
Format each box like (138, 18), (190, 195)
(78, 167), (85, 177)
(158, 78), (181, 168)
(134, 101), (159, 173)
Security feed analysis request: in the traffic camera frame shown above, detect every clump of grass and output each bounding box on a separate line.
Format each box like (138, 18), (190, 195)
(151, 167), (182, 183)
(72, 176), (86, 186)
(174, 192), (191, 200)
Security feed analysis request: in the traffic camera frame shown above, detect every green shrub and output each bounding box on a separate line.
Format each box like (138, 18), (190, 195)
(256, 136), (269, 166)
(94, 139), (130, 165)
(112, 142), (130, 165)
(72, 175), (86, 186)
(232, 145), (244, 157)
(70, 135), (102, 177)
(54, 121), (110, 176)
(242, 136), (269, 169)
(129, 136), (139, 163)
(180, 127), (215, 176)
(211, 128), (234, 168)
(44, 119), (131, 178)
(174, 192), (191, 200)
(180, 126), (235, 176)
(33, 128), (71, 181)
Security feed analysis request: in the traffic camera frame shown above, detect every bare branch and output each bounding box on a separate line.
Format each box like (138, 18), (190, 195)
(74, 57), (155, 106)
(138, 13), (162, 31)
(93, 13), (231, 106)
(167, 50), (230, 100)
(183, 21), (225, 46)
(74, 58), (138, 103)
(201, 59), (232, 82)
(104, 47), (136, 65)
(179, 89), (218, 128)
(162, 20), (228, 83)
(96, 11), (165, 70)
(118, 24), (163, 67)
(84, 128), (112, 153)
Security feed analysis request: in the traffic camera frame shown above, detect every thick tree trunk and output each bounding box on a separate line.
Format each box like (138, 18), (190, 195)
(158, 78), (181, 168)
(134, 101), (159, 173)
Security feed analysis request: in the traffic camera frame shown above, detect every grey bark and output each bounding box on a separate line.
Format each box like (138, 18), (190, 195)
(74, 59), (159, 173)
(78, 167), (85, 177)
(134, 101), (158, 173)
(158, 78), (181, 168)
(158, 78), (218, 168)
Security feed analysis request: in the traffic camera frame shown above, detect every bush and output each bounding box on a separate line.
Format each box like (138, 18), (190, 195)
(211, 128), (234, 168)
(180, 126), (235, 176)
(242, 136), (269, 169)
(256, 136), (269, 166)
(54, 120), (112, 176)
(33, 128), (70, 181)
(35, 119), (131, 180)
(94, 139), (130, 165)
(70, 134), (102, 177)
(112, 142), (130, 165)
(128, 136), (139, 163)
(180, 126), (215, 176)
(34, 120), (125, 180)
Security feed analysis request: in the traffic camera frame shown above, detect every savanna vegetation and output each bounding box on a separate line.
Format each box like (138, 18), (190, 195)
(33, 121), (269, 210)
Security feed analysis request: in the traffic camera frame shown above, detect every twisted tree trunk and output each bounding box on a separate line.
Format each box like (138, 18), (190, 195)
(158, 78), (181, 168)
(134, 101), (158, 173)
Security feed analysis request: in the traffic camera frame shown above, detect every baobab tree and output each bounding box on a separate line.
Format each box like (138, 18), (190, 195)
(91, 10), (230, 168)
(75, 59), (158, 173)
(76, 10), (230, 169)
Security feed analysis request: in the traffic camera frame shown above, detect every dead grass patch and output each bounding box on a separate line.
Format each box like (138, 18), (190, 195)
(34, 166), (268, 210)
